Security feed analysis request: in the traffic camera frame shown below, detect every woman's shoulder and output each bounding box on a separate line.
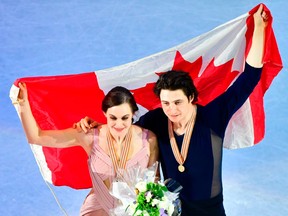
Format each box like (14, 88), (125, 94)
(132, 125), (155, 139)
(132, 124), (146, 135)
(132, 125), (157, 155)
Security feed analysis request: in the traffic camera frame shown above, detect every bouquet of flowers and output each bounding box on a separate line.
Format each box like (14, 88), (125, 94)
(110, 163), (182, 216)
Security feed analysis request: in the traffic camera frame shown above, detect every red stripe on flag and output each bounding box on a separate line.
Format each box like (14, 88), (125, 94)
(15, 72), (106, 188)
(246, 4), (283, 144)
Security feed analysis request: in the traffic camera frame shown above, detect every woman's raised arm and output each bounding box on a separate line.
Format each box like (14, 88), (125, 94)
(17, 83), (93, 153)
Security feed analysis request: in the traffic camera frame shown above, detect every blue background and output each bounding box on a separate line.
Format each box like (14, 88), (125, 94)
(1, 0), (287, 215)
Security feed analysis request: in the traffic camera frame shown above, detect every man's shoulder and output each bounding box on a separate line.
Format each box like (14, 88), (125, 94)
(136, 107), (166, 129)
(146, 107), (166, 118)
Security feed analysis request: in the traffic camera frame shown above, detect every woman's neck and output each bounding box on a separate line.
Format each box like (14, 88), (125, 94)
(109, 126), (132, 145)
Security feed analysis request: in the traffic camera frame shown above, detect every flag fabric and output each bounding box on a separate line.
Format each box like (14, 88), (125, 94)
(10, 4), (282, 189)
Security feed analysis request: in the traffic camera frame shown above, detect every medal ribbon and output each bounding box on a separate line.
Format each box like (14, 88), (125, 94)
(168, 107), (196, 169)
(107, 127), (132, 174)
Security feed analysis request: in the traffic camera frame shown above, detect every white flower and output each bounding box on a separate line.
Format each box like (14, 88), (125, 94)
(159, 196), (173, 211)
(135, 181), (147, 192)
(158, 200), (168, 210)
(167, 203), (175, 216)
(135, 209), (142, 215)
(162, 195), (168, 202)
(145, 191), (152, 202)
(151, 198), (160, 206)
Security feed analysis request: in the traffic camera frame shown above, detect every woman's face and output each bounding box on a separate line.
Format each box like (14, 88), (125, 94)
(160, 89), (193, 123)
(105, 103), (133, 137)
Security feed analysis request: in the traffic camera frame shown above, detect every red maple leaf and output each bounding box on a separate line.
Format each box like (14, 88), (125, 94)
(131, 51), (240, 109)
(131, 83), (161, 110)
(172, 51), (240, 105)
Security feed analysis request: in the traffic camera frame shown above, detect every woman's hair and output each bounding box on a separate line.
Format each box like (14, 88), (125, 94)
(102, 86), (139, 113)
(153, 70), (198, 102)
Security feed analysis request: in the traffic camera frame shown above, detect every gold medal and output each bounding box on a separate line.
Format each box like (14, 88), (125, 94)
(168, 105), (197, 174)
(178, 164), (185, 172)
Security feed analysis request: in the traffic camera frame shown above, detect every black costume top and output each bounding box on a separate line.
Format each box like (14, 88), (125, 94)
(136, 63), (262, 215)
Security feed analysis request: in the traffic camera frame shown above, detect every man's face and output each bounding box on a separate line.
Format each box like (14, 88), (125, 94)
(160, 89), (192, 123)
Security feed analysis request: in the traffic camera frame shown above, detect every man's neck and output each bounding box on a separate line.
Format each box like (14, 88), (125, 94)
(173, 105), (196, 135)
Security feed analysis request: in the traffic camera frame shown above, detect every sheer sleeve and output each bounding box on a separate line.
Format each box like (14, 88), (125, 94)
(200, 63), (262, 138)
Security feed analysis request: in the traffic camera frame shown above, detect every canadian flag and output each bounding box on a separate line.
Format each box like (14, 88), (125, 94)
(10, 4), (282, 189)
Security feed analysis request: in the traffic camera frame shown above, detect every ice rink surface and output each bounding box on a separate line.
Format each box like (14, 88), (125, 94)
(0, 0), (287, 215)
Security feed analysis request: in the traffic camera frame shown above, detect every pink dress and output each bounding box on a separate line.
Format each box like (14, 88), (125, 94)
(80, 128), (150, 215)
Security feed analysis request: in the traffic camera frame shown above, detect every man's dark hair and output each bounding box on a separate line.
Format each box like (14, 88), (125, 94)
(153, 70), (198, 102)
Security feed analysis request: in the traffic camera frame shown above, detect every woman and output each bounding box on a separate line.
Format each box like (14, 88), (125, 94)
(17, 85), (159, 215)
